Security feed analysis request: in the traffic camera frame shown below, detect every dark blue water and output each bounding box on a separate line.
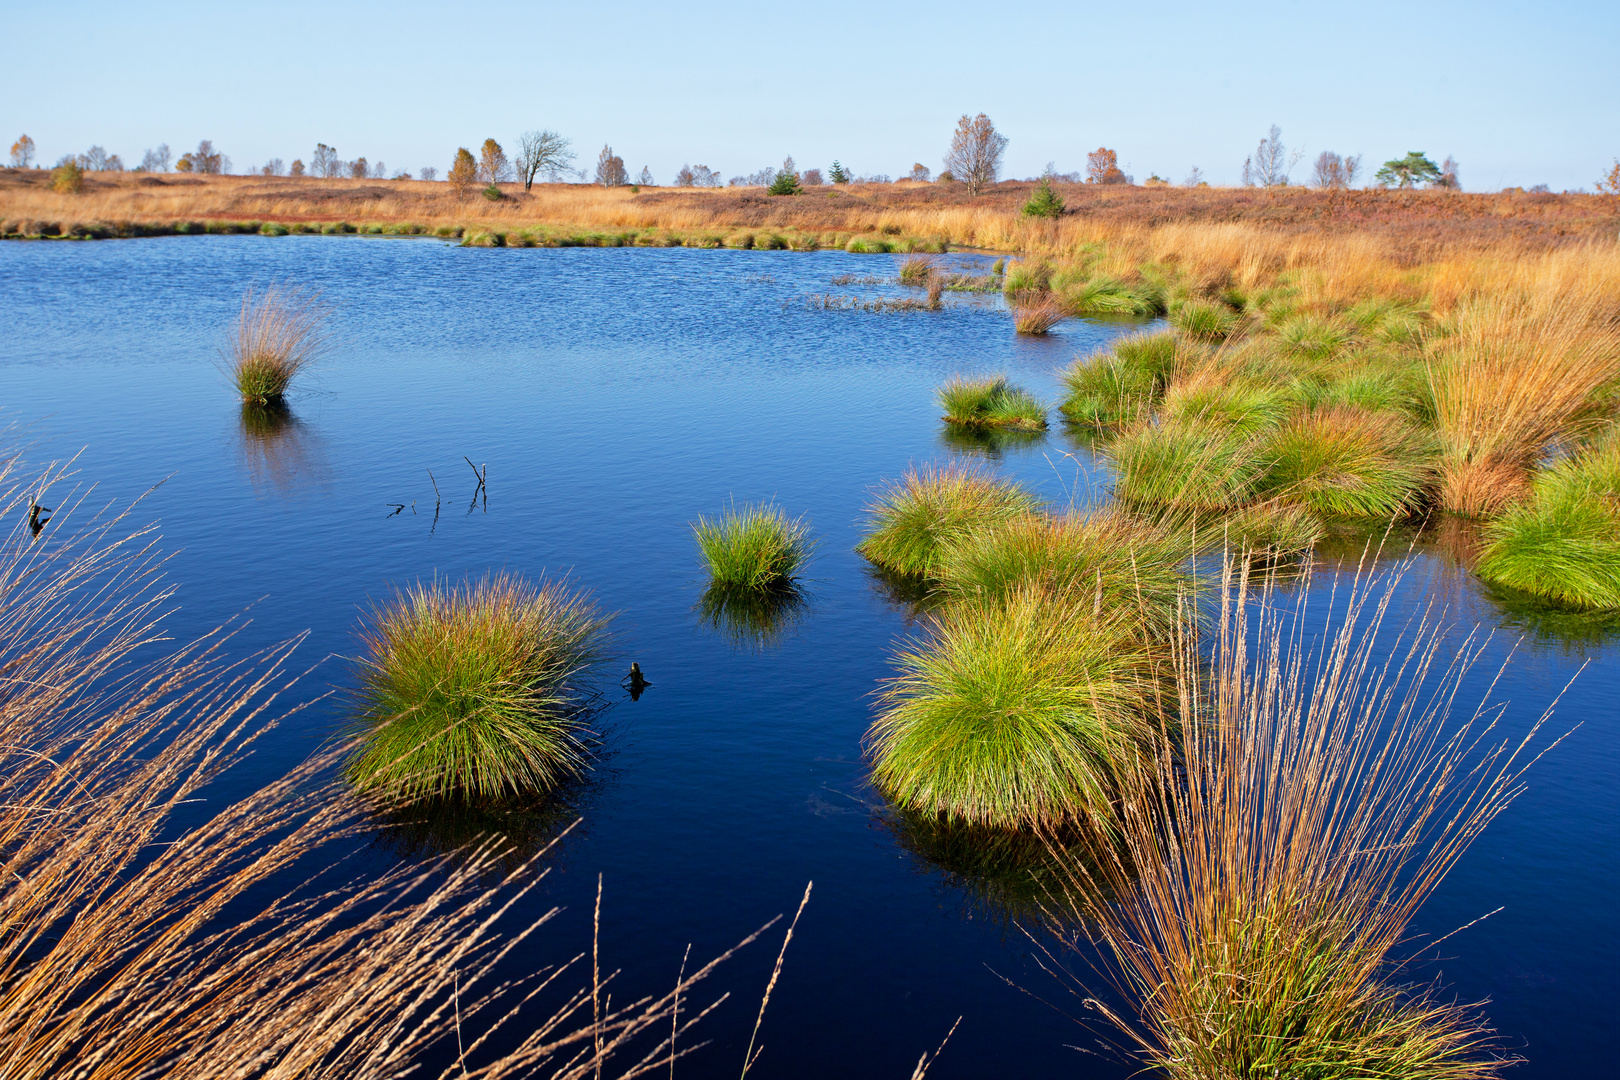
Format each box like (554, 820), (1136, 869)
(2, 236), (1614, 1078)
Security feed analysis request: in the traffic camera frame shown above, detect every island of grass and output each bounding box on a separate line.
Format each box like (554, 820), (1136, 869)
(936, 375), (1047, 431)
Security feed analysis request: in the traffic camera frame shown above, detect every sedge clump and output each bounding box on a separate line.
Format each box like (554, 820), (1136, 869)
(857, 464), (1042, 579)
(221, 285), (331, 405)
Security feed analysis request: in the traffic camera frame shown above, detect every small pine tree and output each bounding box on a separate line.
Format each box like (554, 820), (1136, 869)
(767, 161), (801, 196)
(829, 160), (850, 184)
(1021, 177), (1064, 219)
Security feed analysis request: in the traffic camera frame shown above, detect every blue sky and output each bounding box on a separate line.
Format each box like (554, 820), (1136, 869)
(6, 0), (1617, 190)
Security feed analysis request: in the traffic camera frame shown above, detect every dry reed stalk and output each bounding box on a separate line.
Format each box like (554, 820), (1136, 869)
(1039, 559), (1560, 1079)
(738, 882), (812, 1079)
(0, 453), (762, 1080)
(1012, 296), (1065, 335)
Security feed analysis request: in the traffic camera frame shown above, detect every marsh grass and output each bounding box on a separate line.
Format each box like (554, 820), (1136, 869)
(1258, 405), (1437, 518)
(898, 254), (936, 285)
(857, 465), (1043, 579)
(1057, 275), (1164, 318)
(222, 284), (331, 404)
(1042, 562), (1547, 1080)
(347, 573), (612, 802)
(692, 501), (815, 592)
(1110, 421), (1263, 510)
(1476, 431), (1620, 609)
(1012, 296), (1065, 335)
(1059, 332), (1179, 426)
(867, 588), (1162, 829)
(936, 375), (1047, 431)
(1170, 299), (1241, 341)
(1160, 363), (1298, 438)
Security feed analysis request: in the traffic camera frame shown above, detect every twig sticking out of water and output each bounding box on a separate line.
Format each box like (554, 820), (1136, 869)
(464, 457), (487, 514)
(909, 1016), (962, 1080)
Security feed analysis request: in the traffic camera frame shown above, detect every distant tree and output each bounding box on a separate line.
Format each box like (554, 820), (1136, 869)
(516, 129), (573, 191)
(1439, 155), (1461, 190)
(1244, 125), (1301, 187)
(829, 160), (851, 184)
(767, 156), (801, 196)
(478, 139), (511, 185)
(10, 134), (35, 168)
(188, 140), (223, 175)
(802, 167), (822, 186)
(594, 145), (628, 186)
(690, 164), (720, 188)
(289, 158), (306, 177)
(448, 148), (478, 197)
(937, 169), (954, 183)
(370, 160), (388, 179)
(1375, 151), (1442, 188)
(1311, 151), (1363, 189)
(175, 154), (194, 173)
(1021, 176), (1065, 218)
(261, 159), (285, 176)
(311, 144), (340, 179)
(673, 164), (695, 187)
(105, 154), (124, 171)
(391, 168), (412, 180)
(942, 113), (1007, 196)
(1597, 160), (1620, 196)
(1085, 147), (1127, 184)
(1183, 165), (1205, 187)
(908, 162), (931, 183)
(635, 165), (655, 186)
(51, 159), (83, 194)
(350, 158), (369, 179)
(419, 165), (437, 182)
(139, 144), (170, 173)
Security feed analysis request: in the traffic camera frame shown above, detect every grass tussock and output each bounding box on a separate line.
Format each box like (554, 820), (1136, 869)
(1475, 430), (1620, 609)
(1048, 563), (1547, 1080)
(1012, 296), (1065, 335)
(867, 588), (1163, 829)
(1160, 362), (1299, 438)
(693, 501), (815, 592)
(1110, 421), (1264, 510)
(222, 284), (331, 404)
(347, 573), (612, 802)
(936, 375), (1047, 431)
(1258, 405), (1436, 518)
(1059, 332), (1181, 427)
(857, 464), (1042, 579)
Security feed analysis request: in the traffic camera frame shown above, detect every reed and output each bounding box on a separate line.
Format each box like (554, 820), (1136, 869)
(1045, 562), (1551, 1080)
(867, 588), (1162, 829)
(936, 375), (1047, 430)
(1475, 430), (1620, 609)
(692, 501), (815, 592)
(222, 284), (331, 404)
(347, 573), (612, 802)
(1258, 405), (1436, 518)
(856, 464), (1042, 579)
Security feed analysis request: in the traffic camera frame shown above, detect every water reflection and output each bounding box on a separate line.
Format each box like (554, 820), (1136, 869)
(863, 564), (944, 624)
(881, 808), (1123, 930)
(696, 582), (810, 651)
(366, 789), (589, 873)
(235, 402), (330, 495)
(936, 423), (1047, 462)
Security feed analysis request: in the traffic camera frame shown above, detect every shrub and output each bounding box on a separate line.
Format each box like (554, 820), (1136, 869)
(1257, 406), (1435, 518)
(51, 159), (84, 194)
(346, 574), (612, 802)
(692, 501), (815, 592)
(1171, 300), (1241, 341)
(857, 465), (1042, 579)
(221, 285), (331, 404)
(867, 589), (1161, 829)
(1021, 177), (1065, 219)
(482, 183), (504, 201)
(1060, 332), (1179, 425)
(937, 375), (1047, 431)
(1111, 422), (1263, 510)
(933, 510), (1190, 641)
(1476, 432), (1620, 609)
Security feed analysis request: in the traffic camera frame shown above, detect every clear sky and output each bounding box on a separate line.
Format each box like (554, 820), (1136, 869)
(6, 0), (1617, 191)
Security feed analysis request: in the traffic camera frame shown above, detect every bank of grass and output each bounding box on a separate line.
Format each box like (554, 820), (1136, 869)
(693, 501), (815, 592)
(867, 588), (1163, 829)
(857, 464), (1042, 579)
(222, 284), (330, 404)
(1046, 564), (1543, 1080)
(347, 573), (611, 802)
(1475, 430), (1620, 610)
(936, 375), (1047, 431)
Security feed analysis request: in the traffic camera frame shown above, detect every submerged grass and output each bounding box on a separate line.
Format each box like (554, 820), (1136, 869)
(222, 284), (331, 404)
(857, 464), (1043, 579)
(347, 573), (612, 802)
(693, 501), (815, 592)
(936, 375), (1047, 431)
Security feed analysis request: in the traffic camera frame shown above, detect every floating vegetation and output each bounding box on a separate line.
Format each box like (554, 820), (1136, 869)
(222, 284), (331, 404)
(346, 574), (612, 802)
(857, 464), (1042, 579)
(936, 375), (1047, 431)
(692, 501), (815, 593)
(801, 293), (936, 313)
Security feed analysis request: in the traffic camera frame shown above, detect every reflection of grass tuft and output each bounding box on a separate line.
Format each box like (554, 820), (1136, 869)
(696, 582), (810, 651)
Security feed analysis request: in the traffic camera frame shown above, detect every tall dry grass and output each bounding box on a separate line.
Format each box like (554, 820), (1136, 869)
(1041, 560), (1558, 1080)
(223, 284), (331, 403)
(0, 453), (758, 1080)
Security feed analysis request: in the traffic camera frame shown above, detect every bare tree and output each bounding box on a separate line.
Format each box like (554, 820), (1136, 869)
(1343, 154), (1362, 187)
(1439, 155), (1461, 190)
(9, 134), (35, 168)
(79, 146), (113, 171)
(594, 145), (628, 186)
(289, 159), (305, 177)
(370, 160), (388, 179)
(516, 130), (574, 191)
(1247, 124), (1303, 187)
(942, 113), (1007, 196)
(673, 164), (695, 187)
(139, 144), (170, 173)
(1312, 151), (1348, 189)
(1183, 165), (1205, 187)
(908, 162), (931, 182)
(802, 167), (822, 186)
(349, 158), (368, 179)
(261, 158), (285, 176)
(311, 144), (340, 179)
(635, 166), (654, 186)
(419, 165), (437, 182)
(689, 164), (720, 188)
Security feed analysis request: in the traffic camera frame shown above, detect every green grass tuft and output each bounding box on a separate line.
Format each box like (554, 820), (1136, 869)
(1060, 332), (1179, 426)
(857, 465), (1042, 579)
(937, 375), (1047, 430)
(346, 573), (612, 802)
(867, 589), (1161, 828)
(1161, 370), (1299, 438)
(1058, 275), (1165, 318)
(692, 501), (815, 592)
(1171, 300), (1241, 341)
(1257, 406), (1435, 518)
(1110, 422), (1264, 510)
